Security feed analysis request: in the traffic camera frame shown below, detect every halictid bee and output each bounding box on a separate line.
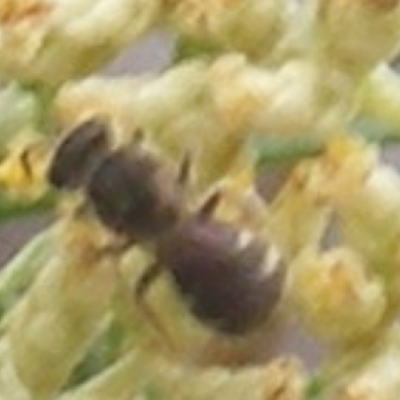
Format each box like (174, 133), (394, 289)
(48, 119), (284, 336)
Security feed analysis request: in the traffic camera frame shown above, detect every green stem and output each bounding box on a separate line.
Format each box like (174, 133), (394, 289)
(256, 137), (322, 169)
(256, 117), (400, 169)
(0, 195), (55, 223)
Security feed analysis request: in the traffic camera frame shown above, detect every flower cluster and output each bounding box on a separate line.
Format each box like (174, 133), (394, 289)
(1, 0), (400, 399)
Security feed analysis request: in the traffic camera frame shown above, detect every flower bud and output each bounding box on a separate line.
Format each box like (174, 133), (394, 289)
(208, 56), (358, 136)
(0, 0), (161, 86)
(316, 0), (400, 69)
(0, 83), (39, 148)
(267, 159), (331, 259)
(324, 140), (400, 277)
(329, 327), (400, 400)
(361, 65), (400, 133)
(6, 220), (118, 399)
(166, 0), (288, 59)
(287, 247), (386, 342)
(0, 130), (50, 200)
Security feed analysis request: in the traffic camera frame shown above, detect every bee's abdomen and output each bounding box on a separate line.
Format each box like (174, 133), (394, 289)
(159, 219), (285, 335)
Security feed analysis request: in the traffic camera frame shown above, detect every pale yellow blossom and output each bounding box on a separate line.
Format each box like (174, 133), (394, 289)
(4, 219), (119, 399)
(287, 247), (386, 342)
(329, 327), (400, 400)
(0, 0), (161, 86)
(316, 0), (400, 70)
(0, 130), (50, 199)
(165, 0), (288, 59)
(58, 350), (305, 400)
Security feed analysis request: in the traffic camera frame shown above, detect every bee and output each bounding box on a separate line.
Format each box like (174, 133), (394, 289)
(48, 119), (284, 336)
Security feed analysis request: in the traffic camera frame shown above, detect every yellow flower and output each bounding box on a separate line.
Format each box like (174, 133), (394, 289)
(316, 0), (400, 69)
(287, 247), (386, 342)
(166, 0), (287, 59)
(0, 131), (50, 199)
(331, 327), (400, 400)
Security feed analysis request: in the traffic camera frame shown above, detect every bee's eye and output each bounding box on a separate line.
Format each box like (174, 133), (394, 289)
(48, 119), (110, 189)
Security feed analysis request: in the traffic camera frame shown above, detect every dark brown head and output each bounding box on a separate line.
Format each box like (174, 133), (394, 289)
(87, 147), (182, 240)
(48, 119), (110, 190)
(157, 217), (285, 335)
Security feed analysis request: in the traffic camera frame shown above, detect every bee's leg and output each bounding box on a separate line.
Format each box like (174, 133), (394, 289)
(134, 262), (177, 352)
(196, 189), (221, 220)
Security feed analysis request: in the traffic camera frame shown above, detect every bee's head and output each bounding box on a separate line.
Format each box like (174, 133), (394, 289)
(48, 118), (110, 190)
